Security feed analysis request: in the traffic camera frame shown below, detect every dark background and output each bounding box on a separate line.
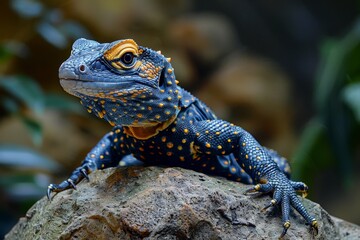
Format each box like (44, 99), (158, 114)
(1, 0), (360, 237)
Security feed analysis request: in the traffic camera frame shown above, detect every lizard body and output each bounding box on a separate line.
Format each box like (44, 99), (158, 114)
(48, 38), (318, 238)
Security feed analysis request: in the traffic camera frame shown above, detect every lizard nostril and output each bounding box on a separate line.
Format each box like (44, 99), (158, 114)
(79, 64), (87, 73)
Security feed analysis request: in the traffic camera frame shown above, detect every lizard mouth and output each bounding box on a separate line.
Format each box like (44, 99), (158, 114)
(59, 78), (145, 97)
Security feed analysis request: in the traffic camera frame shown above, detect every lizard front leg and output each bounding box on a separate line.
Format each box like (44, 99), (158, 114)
(47, 127), (131, 200)
(192, 120), (318, 238)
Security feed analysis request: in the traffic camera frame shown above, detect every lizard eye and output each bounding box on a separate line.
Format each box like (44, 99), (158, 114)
(120, 52), (134, 65)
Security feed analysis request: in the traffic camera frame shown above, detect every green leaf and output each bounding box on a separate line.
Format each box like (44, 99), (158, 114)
(20, 116), (43, 146)
(342, 83), (360, 122)
(291, 119), (327, 179)
(0, 75), (45, 115)
(315, 19), (360, 114)
(0, 145), (60, 172)
(0, 96), (20, 113)
(44, 93), (85, 114)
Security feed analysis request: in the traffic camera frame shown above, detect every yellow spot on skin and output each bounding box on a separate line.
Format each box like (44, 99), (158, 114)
(175, 80), (179, 84)
(100, 155), (104, 159)
(87, 109), (92, 113)
(217, 145), (222, 150)
(171, 127), (176, 132)
(234, 131), (239, 135)
(112, 108), (117, 112)
(166, 152), (173, 156)
(211, 167), (215, 171)
(205, 130), (209, 134)
(161, 136), (167, 142)
(227, 139), (231, 143)
(100, 100), (105, 104)
(257, 156), (261, 160)
(159, 103), (164, 108)
(245, 155), (249, 159)
(101, 164), (105, 168)
(202, 164), (207, 167)
(205, 143), (211, 148)
(249, 166), (252, 170)
(148, 106), (152, 110)
(184, 129), (189, 134)
(167, 68), (173, 74)
(139, 147), (144, 151)
(114, 138), (118, 143)
(155, 114), (161, 119)
(167, 96), (172, 101)
(90, 154), (95, 158)
(115, 129), (121, 134)
(182, 139), (187, 144)
(215, 132), (220, 135)
(101, 143), (106, 148)
(165, 111), (171, 115)
(167, 81), (172, 85)
(178, 145), (183, 151)
(224, 161), (229, 165)
(137, 113), (143, 118)
(160, 89), (165, 93)
(196, 132), (200, 137)
(231, 167), (236, 172)
(166, 57), (172, 62)
(179, 156), (185, 161)
(242, 142), (246, 146)
(167, 142), (174, 149)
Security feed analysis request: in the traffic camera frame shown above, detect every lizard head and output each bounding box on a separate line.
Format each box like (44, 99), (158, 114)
(59, 38), (181, 128)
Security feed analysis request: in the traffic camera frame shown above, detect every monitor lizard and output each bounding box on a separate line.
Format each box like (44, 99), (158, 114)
(47, 38), (318, 238)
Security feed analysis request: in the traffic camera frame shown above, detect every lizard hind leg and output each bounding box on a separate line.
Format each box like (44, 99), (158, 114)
(216, 154), (254, 184)
(265, 147), (291, 179)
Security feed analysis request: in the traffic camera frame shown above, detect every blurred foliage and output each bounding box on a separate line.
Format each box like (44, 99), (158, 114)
(293, 19), (360, 187)
(0, 0), (89, 236)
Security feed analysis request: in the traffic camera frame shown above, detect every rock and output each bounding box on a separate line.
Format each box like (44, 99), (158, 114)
(5, 167), (360, 239)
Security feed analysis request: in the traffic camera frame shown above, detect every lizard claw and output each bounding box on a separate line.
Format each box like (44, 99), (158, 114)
(80, 169), (90, 181)
(47, 184), (54, 201)
(309, 219), (319, 236)
(279, 221), (291, 239)
(244, 184), (261, 194)
(67, 179), (77, 190)
(261, 199), (277, 212)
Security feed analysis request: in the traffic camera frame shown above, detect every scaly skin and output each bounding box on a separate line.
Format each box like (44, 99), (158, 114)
(48, 38), (318, 238)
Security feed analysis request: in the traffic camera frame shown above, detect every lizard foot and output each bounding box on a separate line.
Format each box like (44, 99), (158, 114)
(244, 172), (318, 238)
(47, 166), (90, 200)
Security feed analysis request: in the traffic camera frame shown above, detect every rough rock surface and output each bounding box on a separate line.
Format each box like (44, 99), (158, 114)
(5, 167), (360, 240)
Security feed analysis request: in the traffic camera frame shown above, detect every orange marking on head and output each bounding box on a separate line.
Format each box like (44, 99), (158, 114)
(104, 39), (139, 69)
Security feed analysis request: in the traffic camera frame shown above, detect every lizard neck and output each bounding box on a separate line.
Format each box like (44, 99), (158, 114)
(123, 114), (177, 140)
